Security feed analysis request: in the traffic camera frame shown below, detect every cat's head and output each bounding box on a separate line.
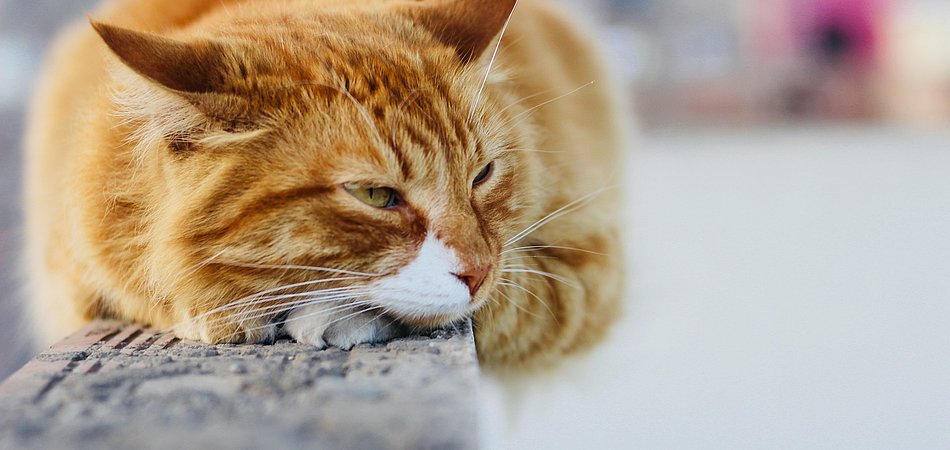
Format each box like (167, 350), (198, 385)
(93, 0), (539, 339)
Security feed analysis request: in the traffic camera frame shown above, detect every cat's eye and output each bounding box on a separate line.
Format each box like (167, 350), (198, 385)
(473, 162), (494, 186)
(345, 185), (401, 209)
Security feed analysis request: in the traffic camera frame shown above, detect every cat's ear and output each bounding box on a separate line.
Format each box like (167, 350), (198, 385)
(400, 0), (518, 64)
(91, 20), (234, 94)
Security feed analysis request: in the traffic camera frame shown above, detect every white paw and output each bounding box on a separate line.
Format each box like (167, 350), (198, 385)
(283, 303), (400, 350)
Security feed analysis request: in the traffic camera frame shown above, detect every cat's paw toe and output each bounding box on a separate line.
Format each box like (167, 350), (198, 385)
(283, 307), (332, 350)
(175, 314), (280, 345)
(324, 314), (398, 350)
(288, 327), (329, 350)
(283, 304), (400, 350)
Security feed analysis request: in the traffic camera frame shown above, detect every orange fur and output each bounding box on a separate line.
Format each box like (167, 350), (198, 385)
(24, 0), (625, 369)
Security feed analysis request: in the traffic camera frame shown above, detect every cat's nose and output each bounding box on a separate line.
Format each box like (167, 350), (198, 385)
(453, 265), (490, 296)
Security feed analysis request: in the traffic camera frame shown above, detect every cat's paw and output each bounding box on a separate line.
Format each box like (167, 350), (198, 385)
(283, 304), (402, 350)
(175, 313), (279, 345)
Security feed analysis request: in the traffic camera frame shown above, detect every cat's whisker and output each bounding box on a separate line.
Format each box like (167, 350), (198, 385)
(504, 186), (614, 247)
(396, 88), (437, 122)
(326, 71), (388, 148)
(496, 278), (557, 321)
(179, 277), (367, 325)
(205, 288), (372, 327)
(283, 76), (389, 149)
(215, 296), (365, 333)
(492, 285), (543, 321)
(244, 301), (379, 334)
(342, 88), (387, 147)
(500, 255), (558, 263)
(218, 0), (233, 17)
(496, 87), (560, 116)
(502, 245), (606, 256)
(355, 309), (393, 338)
(212, 261), (379, 277)
(242, 284), (377, 310)
(235, 286), (368, 305)
(179, 249), (228, 280)
(469, 0), (521, 121)
(282, 302), (383, 332)
(320, 305), (387, 332)
(233, 294), (373, 330)
(499, 147), (565, 154)
(506, 80), (596, 124)
(500, 268), (578, 288)
(219, 284), (378, 328)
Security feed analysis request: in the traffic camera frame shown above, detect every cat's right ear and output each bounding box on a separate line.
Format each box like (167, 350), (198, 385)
(91, 20), (233, 94)
(398, 0), (519, 64)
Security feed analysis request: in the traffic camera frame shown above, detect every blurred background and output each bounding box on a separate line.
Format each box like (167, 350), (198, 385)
(1, 0), (949, 448)
(587, 0), (950, 126)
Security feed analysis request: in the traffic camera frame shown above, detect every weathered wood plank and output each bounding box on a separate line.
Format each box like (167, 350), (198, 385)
(0, 321), (479, 449)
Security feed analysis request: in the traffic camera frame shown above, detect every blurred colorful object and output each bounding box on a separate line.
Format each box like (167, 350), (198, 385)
(793, 0), (889, 69)
(600, 0), (950, 126)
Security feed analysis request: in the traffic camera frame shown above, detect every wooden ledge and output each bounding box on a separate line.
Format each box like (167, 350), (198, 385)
(0, 321), (479, 449)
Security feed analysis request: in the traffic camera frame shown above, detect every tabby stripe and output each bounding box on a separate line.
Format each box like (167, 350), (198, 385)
(190, 185), (334, 244)
(402, 120), (436, 158)
(384, 133), (413, 179)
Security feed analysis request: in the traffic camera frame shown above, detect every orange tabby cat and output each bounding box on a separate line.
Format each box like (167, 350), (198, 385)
(24, 0), (624, 369)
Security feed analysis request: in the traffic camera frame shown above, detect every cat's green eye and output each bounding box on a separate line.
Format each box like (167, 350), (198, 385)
(473, 162), (494, 186)
(345, 185), (400, 209)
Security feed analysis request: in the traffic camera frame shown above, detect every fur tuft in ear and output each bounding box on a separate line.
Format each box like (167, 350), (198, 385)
(91, 20), (232, 94)
(400, 0), (519, 64)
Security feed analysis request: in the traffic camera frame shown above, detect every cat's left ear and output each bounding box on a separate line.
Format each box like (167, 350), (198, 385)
(92, 20), (265, 150)
(399, 0), (518, 64)
(91, 20), (239, 95)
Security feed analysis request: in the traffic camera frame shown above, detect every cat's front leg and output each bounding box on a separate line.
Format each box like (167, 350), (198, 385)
(283, 303), (402, 350)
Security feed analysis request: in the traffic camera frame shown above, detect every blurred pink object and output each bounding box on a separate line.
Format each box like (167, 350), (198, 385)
(792, 0), (892, 69)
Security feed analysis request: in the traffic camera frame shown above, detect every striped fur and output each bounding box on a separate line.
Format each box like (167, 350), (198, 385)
(24, 0), (625, 370)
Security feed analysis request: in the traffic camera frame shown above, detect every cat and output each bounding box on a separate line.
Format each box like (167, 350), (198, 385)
(24, 0), (625, 370)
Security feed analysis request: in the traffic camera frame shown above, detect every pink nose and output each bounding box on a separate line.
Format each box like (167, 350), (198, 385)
(453, 265), (490, 296)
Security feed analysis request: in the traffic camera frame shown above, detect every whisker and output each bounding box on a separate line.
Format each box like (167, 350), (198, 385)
(506, 80), (596, 124)
(496, 87), (560, 116)
(245, 301), (378, 334)
(501, 255), (558, 263)
(359, 309), (392, 337)
(233, 294), (372, 329)
(499, 147), (564, 154)
(180, 249), (227, 281)
(500, 268), (578, 288)
(221, 285), (372, 328)
(206, 289), (371, 327)
(179, 276), (366, 325)
(469, 0), (521, 121)
(492, 285), (543, 321)
(504, 186), (614, 247)
(320, 305), (387, 331)
(497, 278), (557, 321)
(212, 261), (378, 277)
(239, 285), (369, 303)
(502, 245), (606, 256)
